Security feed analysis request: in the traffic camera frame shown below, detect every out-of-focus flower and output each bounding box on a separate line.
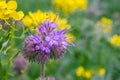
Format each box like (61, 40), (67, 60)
(76, 66), (93, 79)
(22, 10), (74, 43)
(22, 20), (70, 64)
(98, 68), (106, 76)
(95, 17), (112, 33)
(52, 0), (87, 13)
(76, 66), (105, 79)
(13, 54), (27, 75)
(0, 0), (24, 20)
(109, 34), (120, 47)
(76, 66), (85, 77)
(84, 70), (92, 79)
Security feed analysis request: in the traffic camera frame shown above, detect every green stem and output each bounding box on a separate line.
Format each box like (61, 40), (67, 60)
(41, 63), (45, 80)
(5, 25), (14, 80)
(0, 57), (3, 78)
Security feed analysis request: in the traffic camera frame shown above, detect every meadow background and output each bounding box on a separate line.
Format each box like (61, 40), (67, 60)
(0, 0), (120, 80)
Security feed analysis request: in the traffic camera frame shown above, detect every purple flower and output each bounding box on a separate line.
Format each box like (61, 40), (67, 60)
(22, 20), (69, 63)
(13, 54), (27, 75)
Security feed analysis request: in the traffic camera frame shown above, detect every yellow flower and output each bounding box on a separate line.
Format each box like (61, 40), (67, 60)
(0, 0), (24, 20)
(84, 70), (92, 79)
(53, 0), (87, 14)
(22, 16), (33, 27)
(101, 17), (112, 26)
(7, 1), (17, 10)
(98, 68), (106, 76)
(95, 17), (112, 33)
(76, 66), (85, 77)
(109, 35), (120, 47)
(75, 0), (87, 10)
(0, 1), (7, 9)
(10, 11), (24, 20)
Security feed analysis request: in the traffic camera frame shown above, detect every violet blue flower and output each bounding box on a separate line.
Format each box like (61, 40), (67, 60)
(22, 20), (69, 63)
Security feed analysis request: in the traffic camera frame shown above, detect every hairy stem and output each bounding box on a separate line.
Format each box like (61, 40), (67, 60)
(41, 63), (45, 80)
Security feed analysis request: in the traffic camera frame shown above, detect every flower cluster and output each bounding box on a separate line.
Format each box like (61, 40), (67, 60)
(52, 0), (87, 13)
(95, 17), (112, 33)
(109, 34), (120, 47)
(22, 10), (75, 43)
(22, 20), (69, 64)
(76, 66), (106, 79)
(0, 0), (24, 20)
(13, 54), (27, 75)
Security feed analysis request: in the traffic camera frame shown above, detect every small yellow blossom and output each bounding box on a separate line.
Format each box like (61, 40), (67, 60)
(84, 70), (92, 79)
(76, 66), (85, 77)
(95, 17), (112, 33)
(53, 0), (87, 14)
(10, 11), (24, 20)
(0, 0), (24, 20)
(109, 35), (120, 47)
(101, 17), (112, 26)
(22, 16), (33, 28)
(98, 68), (106, 76)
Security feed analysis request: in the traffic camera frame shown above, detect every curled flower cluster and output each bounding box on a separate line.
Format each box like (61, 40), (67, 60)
(95, 17), (112, 33)
(52, 0), (87, 13)
(13, 54), (27, 75)
(109, 34), (120, 47)
(0, 0), (24, 20)
(76, 66), (106, 79)
(22, 10), (75, 43)
(22, 20), (69, 64)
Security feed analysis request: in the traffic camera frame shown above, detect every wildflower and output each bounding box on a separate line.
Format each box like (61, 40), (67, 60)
(22, 20), (69, 64)
(0, 0), (24, 20)
(109, 34), (120, 47)
(76, 66), (85, 77)
(52, 0), (87, 13)
(13, 54), (27, 75)
(98, 68), (106, 76)
(95, 17), (112, 33)
(84, 70), (92, 79)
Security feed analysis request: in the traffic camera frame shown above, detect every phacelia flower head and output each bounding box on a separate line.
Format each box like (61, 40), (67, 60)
(22, 20), (69, 64)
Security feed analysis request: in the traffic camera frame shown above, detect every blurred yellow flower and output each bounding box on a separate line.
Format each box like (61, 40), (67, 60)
(98, 68), (106, 76)
(22, 16), (33, 28)
(53, 0), (87, 14)
(109, 35), (120, 47)
(0, 0), (24, 20)
(10, 11), (24, 20)
(76, 66), (85, 77)
(101, 17), (112, 26)
(84, 70), (92, 79)
(95, 17), (112, 33)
